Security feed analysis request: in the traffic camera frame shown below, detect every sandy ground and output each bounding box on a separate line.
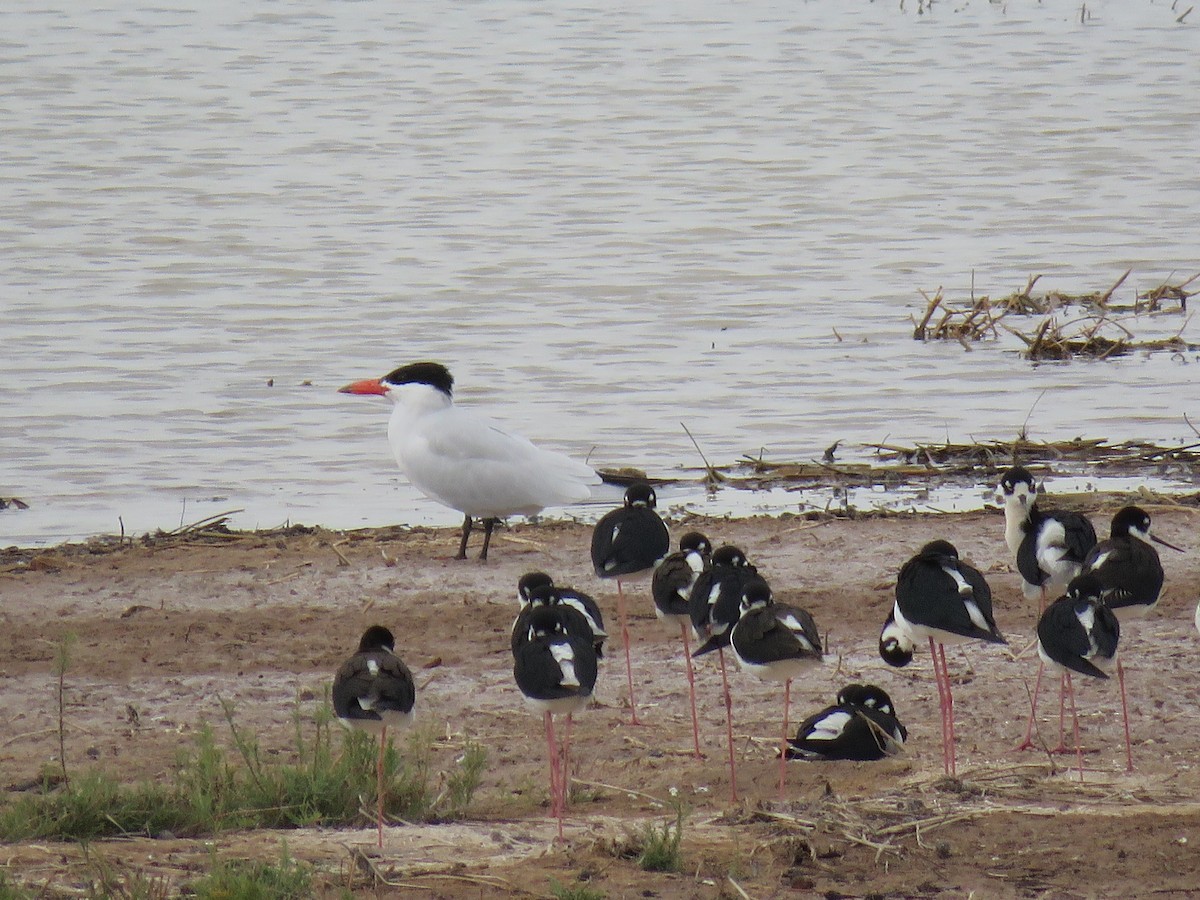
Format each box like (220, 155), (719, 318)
(3, 501), (1200, 898)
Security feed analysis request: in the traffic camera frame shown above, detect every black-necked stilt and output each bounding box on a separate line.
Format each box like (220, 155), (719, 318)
(883, 540), (1006, 777)
(650, 530), (713, 759)
(591, 482), (670, 726)
(332, 625), (416, 848)
(513, 603), (599, 839)
(1081, 506), (1181, 770)
(1029, 574), (1128, 779)
(339, 362), (598, 560)
(729, 577), (823, 797)
(1084, 506), (1183, 620)
(689, 544), (759, 802)
(690, 545), (759, 656)
(998, 466), (1098, 607)
(516, 572), (607, 655)
(517, 571), (555, 606)
(512, 580), (607, 663)
(787, 684), (907, 761)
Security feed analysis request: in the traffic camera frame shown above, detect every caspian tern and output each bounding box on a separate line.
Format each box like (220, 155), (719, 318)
(339, 361), (598, 560)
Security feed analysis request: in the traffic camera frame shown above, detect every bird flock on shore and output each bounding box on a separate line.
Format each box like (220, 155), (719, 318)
(333, 361), (1188, 842)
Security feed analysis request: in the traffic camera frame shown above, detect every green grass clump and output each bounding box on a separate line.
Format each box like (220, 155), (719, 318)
(636, 792), (686, 873)
(441, 740), (487, 821)
(0, 770), (192, 842)
(549, 879), (606, 900)
(190, 846), (312, 900)
(0, 700), (486, 842)
(0, 870), (36, 900)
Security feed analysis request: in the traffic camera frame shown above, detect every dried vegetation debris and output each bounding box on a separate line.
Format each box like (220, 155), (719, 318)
(912, 269), (1198, 360)
(720, 435), (1200, 500)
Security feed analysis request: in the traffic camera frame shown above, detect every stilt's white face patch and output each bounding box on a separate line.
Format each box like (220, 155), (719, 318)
(551, 642), (579, 688)
(1002, 482), (1034, 555)
(1001, 480), (1033, 509)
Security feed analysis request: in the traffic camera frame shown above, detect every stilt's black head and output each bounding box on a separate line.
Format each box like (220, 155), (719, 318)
(837, 683), (897, 717)
(357, 625), (396, 653)
(518, 571), (555, 604)
(711, 545), (750, 569)
(1109, 505), (1151, 540)
(878, 612), (914, 668)
(678, 531), (712, 558)
(623, 481), (657, 509)
(998, 466), (1036, 497)
(738, 575), (774, 613)
(1065, 573), (1104, 604)
(918, 539), (958, 561)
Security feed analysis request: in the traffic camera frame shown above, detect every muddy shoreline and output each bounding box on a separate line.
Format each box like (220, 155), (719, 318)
(3, 505), (1200, 897)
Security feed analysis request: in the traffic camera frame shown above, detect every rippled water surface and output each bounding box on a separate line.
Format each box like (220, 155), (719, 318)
(3, 1), (1198, 545)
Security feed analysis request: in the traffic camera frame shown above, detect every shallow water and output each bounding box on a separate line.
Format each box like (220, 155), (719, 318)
(2, 1), (1198, 545)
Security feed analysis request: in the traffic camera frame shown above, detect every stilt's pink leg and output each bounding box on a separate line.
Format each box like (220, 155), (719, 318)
(938, 642), (957, 777)
(1014, 661), (1045, 751)
(718, 647), (738, 803)
(929, 638), (951, 775)
(779, 678), (791, 799)
(1065, 672), (1084, 782)
(681, 624), (703, 759)
(1117, 660), (1134, 773)
(376, 725), (387, 849)
(1051, 672), (1070, 754)
(618, 581), (642, 725)
(545, 711), (562, 830)
(562, 713), (574, 812)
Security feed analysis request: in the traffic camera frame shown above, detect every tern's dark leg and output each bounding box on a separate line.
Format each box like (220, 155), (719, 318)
(478, 517), (499, 560)
(456, 515), (473, 560)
